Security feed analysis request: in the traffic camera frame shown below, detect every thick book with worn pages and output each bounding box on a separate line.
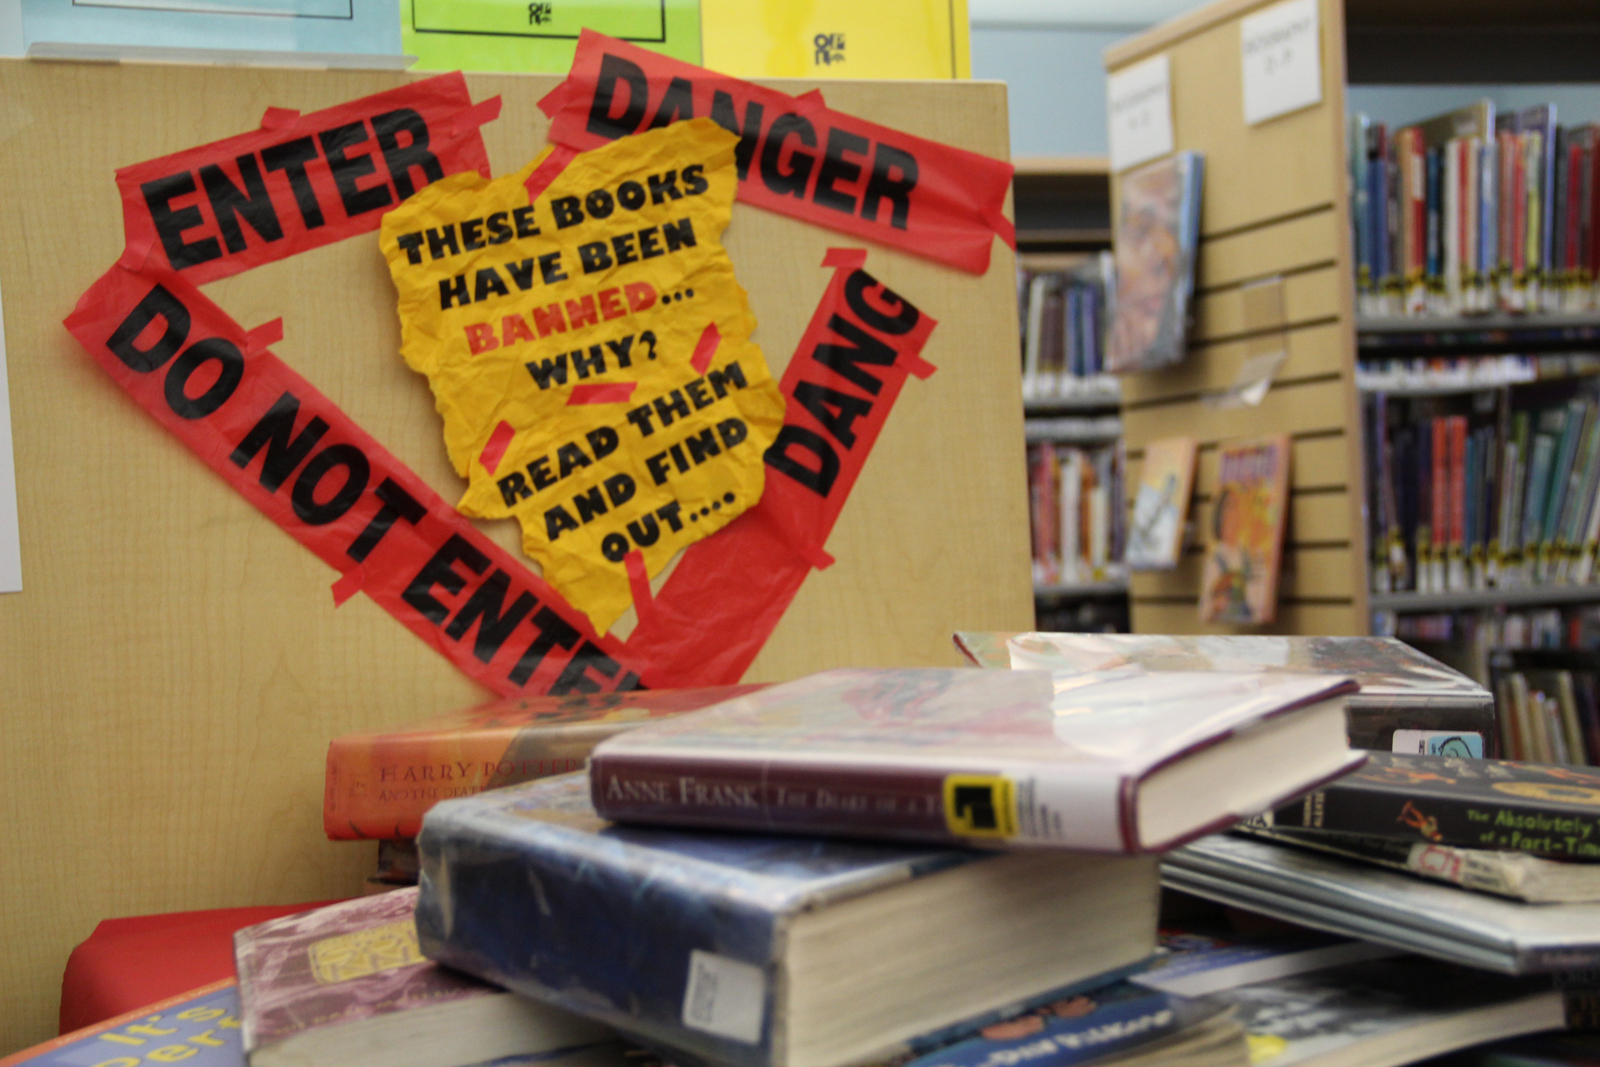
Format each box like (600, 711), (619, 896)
(324, 685), (761, 839)
(235, 889), (614, 1067)
(1163, 833), (1600, 974)
(416, 773), (1162, 1067)
(586, 667), (1360, 853)
(1263, 752), (1600, 860)
(956, 631), (1496, 754)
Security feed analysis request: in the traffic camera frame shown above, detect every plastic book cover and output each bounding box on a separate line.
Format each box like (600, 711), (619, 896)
(1267, 751), (1600, 860)
(325, 685), (763, 840)
(1125, 436), (1197, 570)
(588, 667), (1359, 851)
(22, 0), (400, 57)
(0, 980), (241, 1067)
(415, 773), (1158, 1067)
(1199, 435), (1291, 625)
(954, 632), (1494, 754)
(403, 0), (700, 74)
(1106, 152), (1203, 375)
(235, 888), (608, 1057)
(1165, 832), (1600, 974)
(699, 0), (970, 80)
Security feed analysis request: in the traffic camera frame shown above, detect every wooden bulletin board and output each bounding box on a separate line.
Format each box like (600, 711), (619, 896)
(0, 60), (1030, 1048)
(1106, 0), (1371, 637)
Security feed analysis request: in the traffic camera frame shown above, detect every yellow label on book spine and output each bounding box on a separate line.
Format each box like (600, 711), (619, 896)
(943, 774), (1016, 839)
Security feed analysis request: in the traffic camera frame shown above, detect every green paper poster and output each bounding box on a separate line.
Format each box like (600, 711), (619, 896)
(403, 0), (701, 72)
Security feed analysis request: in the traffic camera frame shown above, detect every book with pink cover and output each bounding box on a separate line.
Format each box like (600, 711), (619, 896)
(235, 888), (611, 1067)
(589, 667), (1362, 853)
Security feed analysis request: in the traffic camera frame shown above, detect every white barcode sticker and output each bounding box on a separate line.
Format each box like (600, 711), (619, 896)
(682, 949), (765, 1044)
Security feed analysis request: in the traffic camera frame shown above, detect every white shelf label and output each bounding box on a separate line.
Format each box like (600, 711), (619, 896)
(682, 949), (765, 1045)
(1240, 0), (1322, 125)
(1106, 54), (1173, 173)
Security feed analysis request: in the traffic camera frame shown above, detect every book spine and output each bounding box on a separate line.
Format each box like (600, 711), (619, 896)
(1272, 777), (1600, 859)
(323, 726), (605, 840)
(589, 753), (1129, 850)
(416, 802), (786, 1067)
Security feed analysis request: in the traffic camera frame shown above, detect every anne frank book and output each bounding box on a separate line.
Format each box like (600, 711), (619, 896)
(961, 631), (1497, 754)
(236, 888), (613, 1067)
(1260, 752), (1600, 861)
(324, 684), (761, 840)
(415, 773), (1163, 1067)
(586, 667), (1360, 853)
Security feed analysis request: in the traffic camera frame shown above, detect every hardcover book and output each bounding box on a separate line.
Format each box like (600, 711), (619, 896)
(1106, 152), (1204, 374)
(415, 773), (1163, 1067)
(235, 888), (613, 1067)
(324, 685), (761, 840)
(587, 667), (1359, 852)
(1262, 752), (1600, 860)
(1199, 435), (1291, 625)
(958, 631), (1497, 754)
(1125, 436), (1197, 571)
(1163, 832), (1600, 974)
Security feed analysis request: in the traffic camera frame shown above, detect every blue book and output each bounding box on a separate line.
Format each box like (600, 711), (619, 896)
(415, 774), (1160, 1067)
(1, 981), (244, 1067)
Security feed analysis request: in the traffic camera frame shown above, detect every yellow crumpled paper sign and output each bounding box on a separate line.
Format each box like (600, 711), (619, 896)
(382, 119), (786, 634)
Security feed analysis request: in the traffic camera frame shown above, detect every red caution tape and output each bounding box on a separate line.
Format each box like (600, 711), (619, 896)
(538, 31), (1016, 275)
(625, 249), (936, 687)
(689, 321), (721, 375)
(117, 72), (497, 286)
(65, 263), (641, 697)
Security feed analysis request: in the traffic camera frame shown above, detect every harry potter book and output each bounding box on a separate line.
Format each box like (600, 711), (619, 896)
(586, 667), (1359, 853)
(324, 685), (760, 839)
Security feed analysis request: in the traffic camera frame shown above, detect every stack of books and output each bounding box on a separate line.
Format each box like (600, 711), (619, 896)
(23, 651), (1600, 1067)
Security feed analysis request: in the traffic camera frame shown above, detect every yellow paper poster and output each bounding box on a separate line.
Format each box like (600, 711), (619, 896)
(699, 0), (970, 79)
(381, 119), (786, 634)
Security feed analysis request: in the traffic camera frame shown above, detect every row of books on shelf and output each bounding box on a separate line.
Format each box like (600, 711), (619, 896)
(1351, 98), (1600, 319)
(72, 632), (1600, 1067)
(1026, 439), (1125, 590)
(1353, 353), (1588, 394)
(1366, 384), (1600, 594)
(1377, 604), (1600, 650)
(1018, 254), (1118, 405)
(1494, 663), (1600, 767)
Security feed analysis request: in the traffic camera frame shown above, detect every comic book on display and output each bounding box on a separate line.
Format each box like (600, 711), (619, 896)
(234, 888), (615, 1067)
(1125, 436), (1197, 570)
(585, 666), (1360, 853)
(323, 685), (762, 840)
(1105, 152), (1203, 374)
(1162, 832), (1600, 974)
(415, 773), (1163, 1067)
(1199, 435), (1291, 625)
(954, 631), (1495, 755)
